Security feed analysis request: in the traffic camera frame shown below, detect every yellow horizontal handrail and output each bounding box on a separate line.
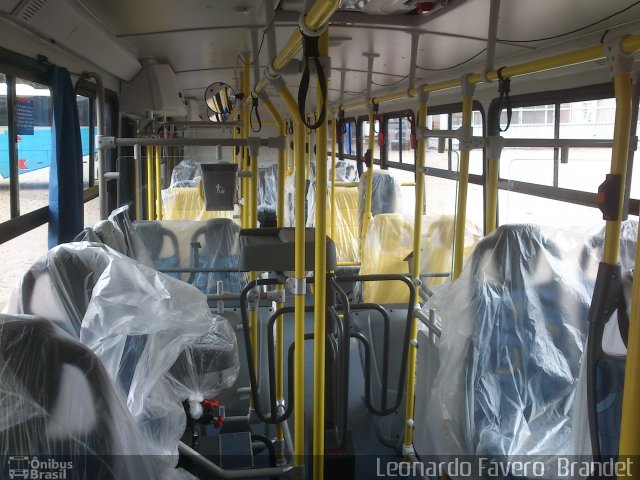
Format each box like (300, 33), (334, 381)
(340, 35), (640, 111)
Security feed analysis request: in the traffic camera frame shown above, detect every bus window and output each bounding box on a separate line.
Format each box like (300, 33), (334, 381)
(16, 78), (51, 216)
(499, 104), (555, 189)
(558, 99), (614, 193)
(341, 118), (356, 158)
(77, 94), (93, 188)
(494, 94), (636, 228)
(424, 107), (484, 232)
(386, 114), (415, 166)
(451, 110), (484, 175)
(1, 73), (8, 223)
(360, 118), (380, 162)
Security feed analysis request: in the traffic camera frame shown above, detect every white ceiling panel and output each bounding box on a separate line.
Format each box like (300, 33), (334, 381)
(62, 0), (640, 111)
(497, 0), (640, 45)
(79, 0), (266, 36)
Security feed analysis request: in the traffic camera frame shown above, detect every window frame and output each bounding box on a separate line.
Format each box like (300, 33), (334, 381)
(486, 82), (639, 218)
(423, 100), (486, 184)
(383, 109), (418, 172)
(0, 46), (118, 244)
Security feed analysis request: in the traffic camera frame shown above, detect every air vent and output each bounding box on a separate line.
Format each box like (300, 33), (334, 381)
(15, 0), (50, 22)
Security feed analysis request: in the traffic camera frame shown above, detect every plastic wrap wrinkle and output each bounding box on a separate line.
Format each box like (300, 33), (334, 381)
(3, 242), (239, 460)
(0, 314), (197, 479)
(170, 158), (202, 187)
(258, 164), (278, 210)
(334, 160), (359, 182)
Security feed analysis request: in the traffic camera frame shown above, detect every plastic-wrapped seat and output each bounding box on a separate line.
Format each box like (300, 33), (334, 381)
(572, 220), (637, 461)
(357, 170), (402, 231)
(189, 218), (249, 294)
(134, 220), (181, 276)
(418, 224), (593, 462)
(0, 315), (191, 479)
(4, 242), (239, 458)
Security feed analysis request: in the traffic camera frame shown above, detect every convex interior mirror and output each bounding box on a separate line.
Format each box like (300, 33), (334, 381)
(205, 82), (236, 122)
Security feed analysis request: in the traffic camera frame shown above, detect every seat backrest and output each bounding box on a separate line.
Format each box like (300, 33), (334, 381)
(5, 243), (239, 457)
(574, 220), (637, 459)
(357, 170), (402, 230)
(133, 221), (181, 273)
(358, 213), (413, 304)
(191, 218), (249, 294)
(423, 224), (592, 458)
(0, 315), (166, 478)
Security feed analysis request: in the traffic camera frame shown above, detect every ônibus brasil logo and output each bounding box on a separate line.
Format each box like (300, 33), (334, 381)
(7, 456), (72, 479)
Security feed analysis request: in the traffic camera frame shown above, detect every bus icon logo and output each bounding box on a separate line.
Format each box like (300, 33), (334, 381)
(7, 456), (29, 479)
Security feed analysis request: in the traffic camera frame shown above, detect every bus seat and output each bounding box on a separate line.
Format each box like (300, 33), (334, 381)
(257, 164), (278, 213)
(358, 214), (414, 304)
(4, 242), (240, 457)
(357, 170), (402, 231)
(330, 186), (360, 262)
(134, 221), (181, 276)
(76, 219), (128, 255)
(0, 315), (190, 479)
(420, 215), (482, 290)
(417, 224), (593, 461)
(170, 158), (202, 187)
(572, 220), (637, 460)
(358, 214), (481, 304)
(189, 218), (249, 294)
(162, 181), (235, 221)
(334, 159), (359, 182)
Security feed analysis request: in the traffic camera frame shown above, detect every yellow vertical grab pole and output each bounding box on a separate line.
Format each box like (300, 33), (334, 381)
(485, 136), (504, 234)
(312, 29), (329, 480)
(155, 146), (163, 220)
(277, 84), (306, 467)
(613, 71), (639, 470)
(242, 57), (251, 227)
(232, 127), (238, 165)
(452, 76), (475, 279)
(263, 98), (287, 453)
(306, 125), (312, 180)
(146, 146), (155, 221)
(249, 148), (259, 382)
(331, 113), (337, 242)
(361, 108), (376, 251)
(134, 145), (142, 220)
(403, 91), (428, 450)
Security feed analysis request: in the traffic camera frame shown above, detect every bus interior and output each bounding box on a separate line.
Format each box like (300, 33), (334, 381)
(1, 0), (640, 479)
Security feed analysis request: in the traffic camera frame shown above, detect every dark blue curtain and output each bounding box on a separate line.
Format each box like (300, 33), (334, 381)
(48, 66), (83, 248)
